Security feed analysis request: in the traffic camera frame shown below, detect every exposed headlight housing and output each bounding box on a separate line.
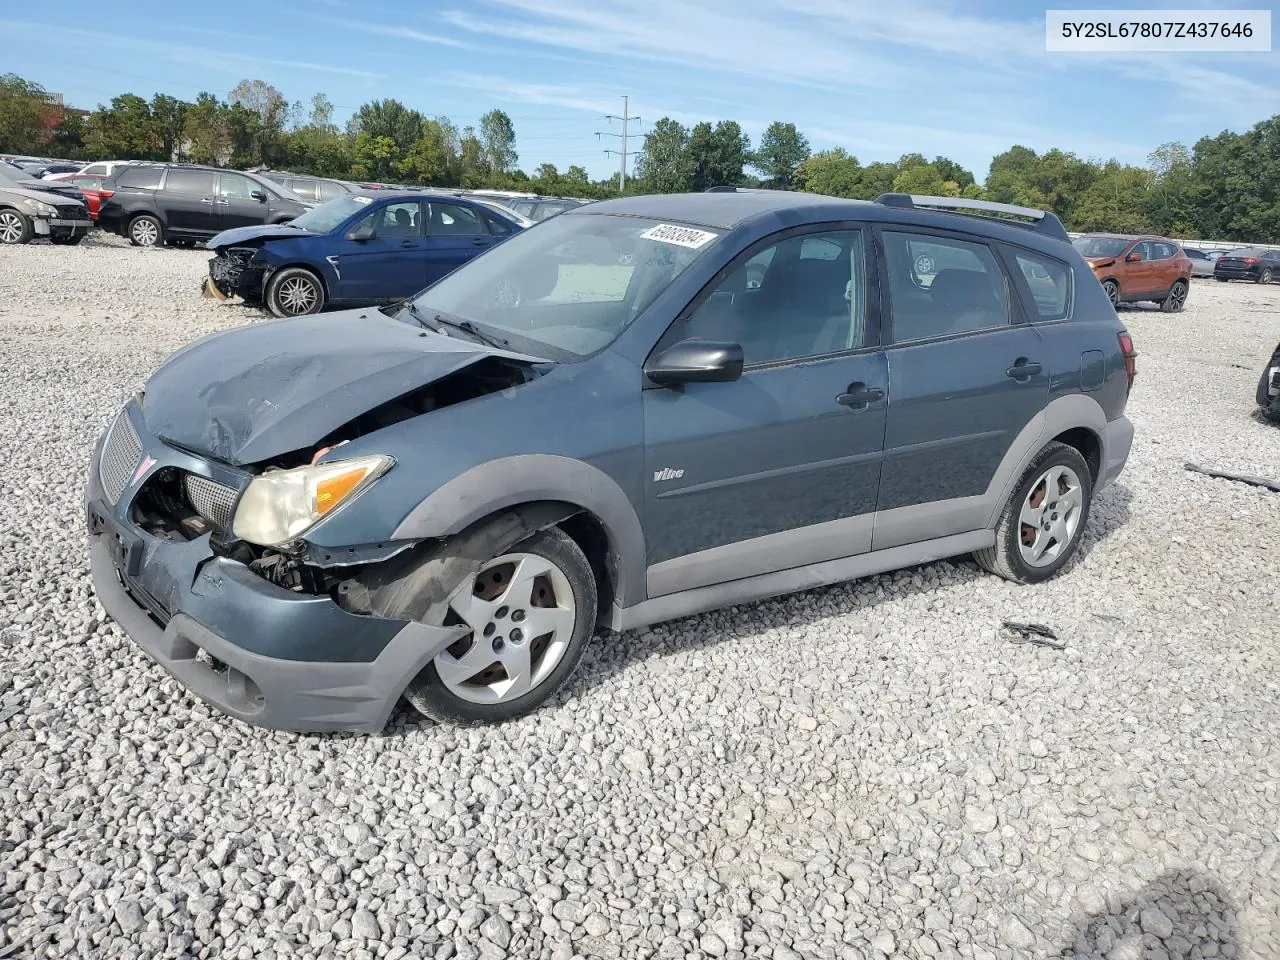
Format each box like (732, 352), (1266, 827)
(21, 198), (57, 216)
(232, 455), (394, 548)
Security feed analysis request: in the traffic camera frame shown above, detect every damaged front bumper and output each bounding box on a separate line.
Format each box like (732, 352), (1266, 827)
(1259, 348), (1280, 422)
(203, 248), (267, 302)
(85, 401), (463, 733)
(34, 213), (92, 240)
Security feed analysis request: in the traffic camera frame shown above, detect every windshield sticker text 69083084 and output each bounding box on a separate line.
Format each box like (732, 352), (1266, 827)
(639, 223), (719, 249)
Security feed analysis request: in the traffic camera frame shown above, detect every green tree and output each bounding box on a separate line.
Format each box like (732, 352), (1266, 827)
(150, 94), (189, 161)
(687, 120), (750, 192)
(308, 93), (335, 128)
(478, 109), (517, 176)
(351, 133), (401, 182)
(228, 80), (288, 165)
(634, 118), (692, 194)
(49, 112), (87, 159)
(0, 73), (55, 153)
(398, 118), (459, 185)
(456, 126), (489, 188)
(531, 163), (561, 194)
(182, 92), (230, 165)
(796, 147), (861, 196)
(349, 99), (426, 152)
(1071, 162), (1153, 232)
(1144, 141), (1199, 236)
(752, 121), (810, 189)
(84, 94), (160, 159)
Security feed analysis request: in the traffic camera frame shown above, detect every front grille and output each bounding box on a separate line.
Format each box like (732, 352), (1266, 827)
(99, 410), (142, 504)
(183, 474), (239, 530)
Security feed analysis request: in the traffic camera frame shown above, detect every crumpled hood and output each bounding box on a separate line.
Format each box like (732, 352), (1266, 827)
(142, 308), (525, 466)
(0, 184), (84, 208)
(209, 223), (319, 249)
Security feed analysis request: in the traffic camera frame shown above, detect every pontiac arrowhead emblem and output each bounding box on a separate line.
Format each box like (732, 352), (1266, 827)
(132, 455), (156, 486)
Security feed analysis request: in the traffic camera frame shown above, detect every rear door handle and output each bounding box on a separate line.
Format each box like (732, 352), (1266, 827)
(200, 197), (214, 204)
(836, 382), (885, 410)
(400, 240), (417, 248)
(470, 237), (490, 246)
(1006, 358), (1043, 380)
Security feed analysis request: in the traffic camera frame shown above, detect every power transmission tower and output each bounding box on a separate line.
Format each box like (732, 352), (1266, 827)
(597, 96), (640, 193)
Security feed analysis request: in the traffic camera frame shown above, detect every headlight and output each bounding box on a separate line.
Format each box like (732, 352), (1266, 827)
(231, 455), (394, 547)
(21, 198), (57, 216)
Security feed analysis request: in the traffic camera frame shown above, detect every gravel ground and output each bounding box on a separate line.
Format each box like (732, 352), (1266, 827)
(1, 233), (1279, 960)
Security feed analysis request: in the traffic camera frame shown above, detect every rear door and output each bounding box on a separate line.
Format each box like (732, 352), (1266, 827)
(159, 168), (218, 234)
(423, 200), (498, 284)
(334, 199), (428, 302)
(872, 227), (1049, 550)
(215, 172), (272, 229)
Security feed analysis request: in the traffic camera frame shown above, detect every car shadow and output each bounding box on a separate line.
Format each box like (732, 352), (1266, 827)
(1051, 868), (1242, 958)
(378, 480), (1135, 737)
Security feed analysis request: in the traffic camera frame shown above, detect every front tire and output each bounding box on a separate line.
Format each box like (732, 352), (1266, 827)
(1159, 279), (1188, 313)
(973, 442), (1093, 584)
(0, 209), (33, 244)
(266, 267), (325, 317)
(1101, 279), (1120, 308)
(402, 527), (597, 725)
(128, 214), (163, 247)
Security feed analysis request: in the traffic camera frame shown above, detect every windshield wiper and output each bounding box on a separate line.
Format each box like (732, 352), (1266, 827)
(431, 312), (510, 349)
(394, 299), (443, 333)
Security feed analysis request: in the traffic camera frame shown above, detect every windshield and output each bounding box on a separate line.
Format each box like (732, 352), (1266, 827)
(1072, 236), (1130, 258)
(288, 194), (374, 233)
(408, 212), (721, 359)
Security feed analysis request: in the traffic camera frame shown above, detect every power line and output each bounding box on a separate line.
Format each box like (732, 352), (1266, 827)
(596, 96), (640, 192)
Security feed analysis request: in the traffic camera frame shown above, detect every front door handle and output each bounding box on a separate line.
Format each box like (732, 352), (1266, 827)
(400, 240), (417, 248)
(1006, 358), (1043, 381)
(470, 237), (490, 246)
(836, 382), (885, 410)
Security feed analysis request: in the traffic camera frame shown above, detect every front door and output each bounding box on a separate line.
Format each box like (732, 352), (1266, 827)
(423, 200), (499, 285)
(336, 200), (428, 302)
(872, 227), (1050, 550)
(1123, 240), (1163, 297)
(641, 226), (888, 597)
(215, 172), (271, 230)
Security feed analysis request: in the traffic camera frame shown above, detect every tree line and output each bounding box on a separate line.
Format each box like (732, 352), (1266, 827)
(2, 72), (1276, 241)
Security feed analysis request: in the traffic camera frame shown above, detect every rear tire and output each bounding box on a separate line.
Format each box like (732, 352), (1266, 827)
(1159, 279), (1188, 312)
(973, 442), (1093, 585)
(266, 267), (325, 317)
(50, 234), (84, 246)
(0, 209), (33, 244)
(1215, 277), (1229, 283)
(128, 214), (163, 247)
(397, 527), (598, 725)
(1259, 268), (1274, 284)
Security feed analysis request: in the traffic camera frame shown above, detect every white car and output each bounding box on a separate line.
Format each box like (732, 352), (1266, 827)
(73, 160), (137, 179)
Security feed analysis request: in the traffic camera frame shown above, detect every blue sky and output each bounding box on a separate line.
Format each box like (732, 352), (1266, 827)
(2, 0), (1276, 182)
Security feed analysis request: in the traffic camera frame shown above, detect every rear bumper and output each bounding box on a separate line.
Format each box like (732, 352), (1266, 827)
(1214, 268), (1260, 281)
(85, 404), (462, 733)
(1099, 415), (1134, 491)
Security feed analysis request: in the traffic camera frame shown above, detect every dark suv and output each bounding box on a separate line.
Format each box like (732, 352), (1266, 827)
(258, 171), (356, 204)
(97, 164), (312, 248)
(85, 190), (1136, 733)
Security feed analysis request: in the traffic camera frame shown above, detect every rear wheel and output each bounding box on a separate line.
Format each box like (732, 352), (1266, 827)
(1259, 268), (1274, 284)
(1159, 279), (1188, 312)
(401, 527), (597, 725)
(1101, 279), (1120, 308)
(128, 214), (163, 247)
(266, 267), (325, 317)
(974, 442), (1093, 584)
(0, 209), (33, 244)
(1215, 277), (1229, 282)
(50, 234), (84, 246)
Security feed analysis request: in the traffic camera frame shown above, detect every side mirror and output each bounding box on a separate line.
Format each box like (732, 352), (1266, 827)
(645, 339), (744, 386)
(346, 225), (375, 242)
(250, 189), (267, 202)
(1125, 251), (1143, 262)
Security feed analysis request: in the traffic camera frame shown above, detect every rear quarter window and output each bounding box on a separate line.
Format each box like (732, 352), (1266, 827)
(115, 167), (164, 189)
(1012, 250), (1072, 321)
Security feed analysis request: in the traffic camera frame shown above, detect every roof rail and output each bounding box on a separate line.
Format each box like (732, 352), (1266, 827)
(875, 193), (1069, 241)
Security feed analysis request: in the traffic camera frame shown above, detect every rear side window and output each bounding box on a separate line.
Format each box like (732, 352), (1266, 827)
(289, 180), (318, 202)
(882, 231), (1011, 343)
(427, 202), (486, 236)
(482, 211), (513, 235)
(317, 180), (347, 202)
(115, 166), (163, 189)
(82, 163), (109, 176)
(165, 169), (216, 195)
(1013, 251), (1072, 321)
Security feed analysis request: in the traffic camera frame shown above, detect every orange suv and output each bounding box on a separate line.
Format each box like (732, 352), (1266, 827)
(1071, 233), (1192, 312)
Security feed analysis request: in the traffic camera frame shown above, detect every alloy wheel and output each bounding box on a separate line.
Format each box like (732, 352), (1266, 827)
(434, 552), (577, 704)
(1103, 280), (1119, 307)
(131, 218), (159, 246)
(1018, 465), (1085, 568)
(0, 212), (25, 244)
(1168, 282), (1187, 310)
(277, 276), (319, 314)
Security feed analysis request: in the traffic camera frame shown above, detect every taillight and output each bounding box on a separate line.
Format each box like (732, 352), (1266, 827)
(1243, 257), (1260, 264)
(1118, 331), (1137, 394)
(96, 189), (114, 199)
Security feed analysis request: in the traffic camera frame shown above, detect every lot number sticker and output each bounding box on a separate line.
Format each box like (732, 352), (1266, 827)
(640, 223), (719, 249)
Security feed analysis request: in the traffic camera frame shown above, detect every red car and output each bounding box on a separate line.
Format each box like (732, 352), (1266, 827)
(44, 172), (111, 222)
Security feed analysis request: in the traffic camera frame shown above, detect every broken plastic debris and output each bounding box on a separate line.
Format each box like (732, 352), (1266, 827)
(1184, 462), (1280, 493)
(1001, 620), (1066, 650)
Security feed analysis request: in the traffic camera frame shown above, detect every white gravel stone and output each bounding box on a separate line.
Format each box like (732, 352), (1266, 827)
(0, 240), (1278, 960)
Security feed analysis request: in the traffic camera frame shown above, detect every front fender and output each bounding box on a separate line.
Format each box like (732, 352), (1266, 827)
(391, 454), (648, 607)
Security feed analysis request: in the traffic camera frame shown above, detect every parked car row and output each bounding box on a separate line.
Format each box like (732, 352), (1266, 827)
(0, 164), (93, 244)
